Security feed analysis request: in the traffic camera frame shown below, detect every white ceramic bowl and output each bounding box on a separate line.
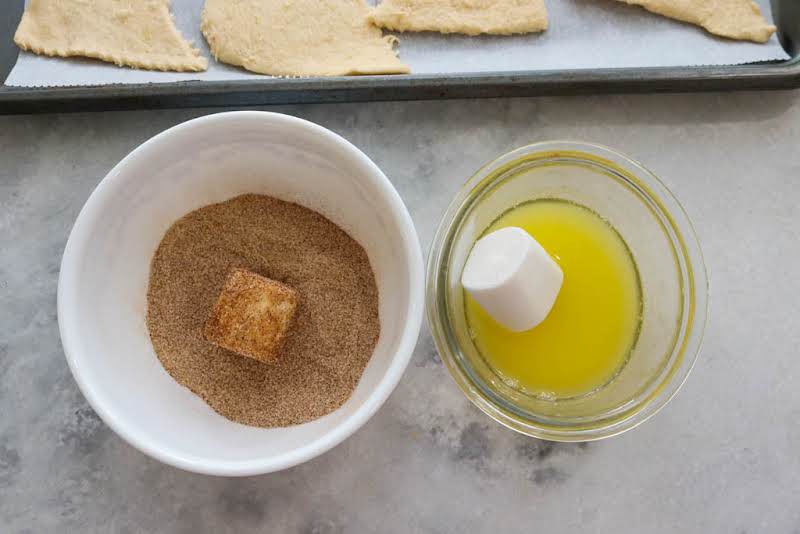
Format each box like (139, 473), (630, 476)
(58, 111), (424, 476)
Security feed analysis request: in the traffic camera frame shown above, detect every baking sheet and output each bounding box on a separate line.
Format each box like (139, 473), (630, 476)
(5, 0), (790, 88)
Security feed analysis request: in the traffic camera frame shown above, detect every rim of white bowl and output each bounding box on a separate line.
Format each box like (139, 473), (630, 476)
(57, 111), (425, 476)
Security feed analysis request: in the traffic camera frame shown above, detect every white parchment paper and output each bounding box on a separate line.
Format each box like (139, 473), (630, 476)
(5, 0), (789, 87)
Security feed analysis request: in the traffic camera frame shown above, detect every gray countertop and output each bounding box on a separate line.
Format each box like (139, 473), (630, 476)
(1, 92), (799, 533)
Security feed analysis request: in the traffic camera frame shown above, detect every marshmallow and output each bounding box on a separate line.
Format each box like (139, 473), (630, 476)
(461, 226), (563, 332)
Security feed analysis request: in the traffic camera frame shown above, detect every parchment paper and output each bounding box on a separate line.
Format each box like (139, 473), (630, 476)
(5, 0), (789, 87)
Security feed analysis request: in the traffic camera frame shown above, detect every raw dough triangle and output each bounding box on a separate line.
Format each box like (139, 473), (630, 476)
(370, 0), (548, 36)
(14, 0), (208, 72)
(201, 0), (410, 77)
(615, 0), (776, 43)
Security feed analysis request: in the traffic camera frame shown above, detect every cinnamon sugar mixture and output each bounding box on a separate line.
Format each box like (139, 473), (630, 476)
(146, 194), (380, 427)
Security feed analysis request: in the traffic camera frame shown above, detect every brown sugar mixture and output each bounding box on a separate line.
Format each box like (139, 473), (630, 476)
(146, 194), (380, 427)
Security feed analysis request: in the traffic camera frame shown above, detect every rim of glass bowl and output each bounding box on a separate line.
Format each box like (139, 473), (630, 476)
(426, 141), (709, 442)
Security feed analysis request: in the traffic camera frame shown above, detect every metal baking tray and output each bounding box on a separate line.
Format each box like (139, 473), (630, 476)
(1, 0), (798, 114)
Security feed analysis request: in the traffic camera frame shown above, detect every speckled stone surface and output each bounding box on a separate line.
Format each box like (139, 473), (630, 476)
(1, 93), (800, 533)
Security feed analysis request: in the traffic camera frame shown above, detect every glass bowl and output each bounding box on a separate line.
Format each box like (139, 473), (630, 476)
(426, 141), (708, 441)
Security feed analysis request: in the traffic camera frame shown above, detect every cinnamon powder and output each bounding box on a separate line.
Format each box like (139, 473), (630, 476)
(146, 194), (380, 427)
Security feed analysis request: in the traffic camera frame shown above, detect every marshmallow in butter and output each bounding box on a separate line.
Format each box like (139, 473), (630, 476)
(461, 226), (563, 332)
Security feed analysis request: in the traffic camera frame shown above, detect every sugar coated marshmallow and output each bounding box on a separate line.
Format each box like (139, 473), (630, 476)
(461, 226), (563, 332)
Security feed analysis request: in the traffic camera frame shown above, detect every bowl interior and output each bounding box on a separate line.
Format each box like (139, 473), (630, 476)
(430, 143), (706, 439)
(58, 112), (422, 474)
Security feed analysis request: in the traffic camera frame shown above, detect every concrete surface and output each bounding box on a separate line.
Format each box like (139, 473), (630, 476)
(1, 92), (799, 533)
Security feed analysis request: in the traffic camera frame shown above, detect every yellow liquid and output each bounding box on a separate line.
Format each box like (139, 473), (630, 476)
(465, 200), (642, 399)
